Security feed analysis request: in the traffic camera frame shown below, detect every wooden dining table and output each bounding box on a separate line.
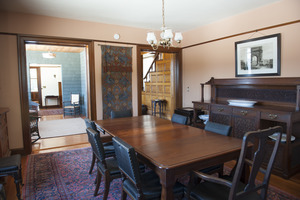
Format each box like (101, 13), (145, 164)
(95, 115), (245, 200)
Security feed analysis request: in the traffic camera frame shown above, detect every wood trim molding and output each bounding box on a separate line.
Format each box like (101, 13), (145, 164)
(18, 35), (95, 154)
(183, 20), (300, 49)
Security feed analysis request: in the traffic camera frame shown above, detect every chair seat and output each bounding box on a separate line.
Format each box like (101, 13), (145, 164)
(97, 158), (121, 177)
(123, 170), (184, 199)
(0, 154), (21, 173)
(190, 175), (261, 200)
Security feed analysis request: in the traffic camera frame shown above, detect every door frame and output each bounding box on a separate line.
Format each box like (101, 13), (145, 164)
(18, 35), (95, 154)
(137, 45), (182, 115)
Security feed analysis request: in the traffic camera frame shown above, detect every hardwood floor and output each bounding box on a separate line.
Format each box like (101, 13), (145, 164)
(3, 113), (300, 199)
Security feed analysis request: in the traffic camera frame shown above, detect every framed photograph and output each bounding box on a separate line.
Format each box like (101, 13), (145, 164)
(235, 33), (281, 77)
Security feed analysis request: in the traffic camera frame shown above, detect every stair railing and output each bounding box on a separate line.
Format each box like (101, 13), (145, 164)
(143, 53), (160, 83)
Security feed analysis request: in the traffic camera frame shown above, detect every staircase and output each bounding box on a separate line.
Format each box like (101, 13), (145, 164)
(142, 53), (174, 119)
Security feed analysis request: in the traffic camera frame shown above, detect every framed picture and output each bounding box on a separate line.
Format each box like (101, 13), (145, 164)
(235, 33), (281, 77)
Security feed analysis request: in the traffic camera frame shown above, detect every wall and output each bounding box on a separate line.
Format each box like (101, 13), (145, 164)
(0, 11), (149, 45)
(182, 0), (300, 107)
(80, 50), (87, 116)
(0, 35), (23, 149)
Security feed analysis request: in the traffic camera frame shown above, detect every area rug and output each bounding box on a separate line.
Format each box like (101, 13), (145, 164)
(39, 108), (63, 116)
(39, 118), (86, 138)
(23, 147), (299, 200)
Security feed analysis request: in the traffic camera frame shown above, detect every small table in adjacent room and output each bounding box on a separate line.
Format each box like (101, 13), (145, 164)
(151, 99), (167, 118)
(45, 95), (60, 107)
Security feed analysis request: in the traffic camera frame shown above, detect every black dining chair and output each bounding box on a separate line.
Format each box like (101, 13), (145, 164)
(171, 113), (188, 125)
(188, 126), (282, 200)
(86, 128), (121, 199)
(112, 137), (185, 200)
(84, 118), (115, 174)
(0, 154), (23, 200)
(111, 109), (132, 119)
(200, 121), (232, 176)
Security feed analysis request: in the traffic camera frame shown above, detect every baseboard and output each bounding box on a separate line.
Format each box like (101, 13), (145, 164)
(11, 148), (26, 156)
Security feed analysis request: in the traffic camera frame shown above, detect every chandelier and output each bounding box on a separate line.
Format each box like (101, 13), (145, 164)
(146, 0), (183, 50)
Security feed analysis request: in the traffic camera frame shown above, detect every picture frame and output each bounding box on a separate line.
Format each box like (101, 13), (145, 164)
(235, 33), (281, 77)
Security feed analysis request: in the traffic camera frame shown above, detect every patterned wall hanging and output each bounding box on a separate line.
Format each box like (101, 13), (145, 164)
(101, 45), (132, 119)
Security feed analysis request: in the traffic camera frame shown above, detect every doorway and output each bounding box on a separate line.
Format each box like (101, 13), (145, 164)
(19, 36), (95, 154)
(30, 65), (62, 108)
(137, 45), (182, 118)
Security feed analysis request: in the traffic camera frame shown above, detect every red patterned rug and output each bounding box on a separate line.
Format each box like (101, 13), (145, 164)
(23, 147), (299, 200)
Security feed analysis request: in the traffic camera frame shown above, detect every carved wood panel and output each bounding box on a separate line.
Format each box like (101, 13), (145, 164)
(211, 113), (231, 125)
(232, 117), (256, 139)
(217, 88), (296, 103)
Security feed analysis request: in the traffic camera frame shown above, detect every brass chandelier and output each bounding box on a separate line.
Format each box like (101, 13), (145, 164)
(146, 0), (183, 50)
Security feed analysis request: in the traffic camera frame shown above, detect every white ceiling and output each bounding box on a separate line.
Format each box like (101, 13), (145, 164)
(0, 0), (280, 32)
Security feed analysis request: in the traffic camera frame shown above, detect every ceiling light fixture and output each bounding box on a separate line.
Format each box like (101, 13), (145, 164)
(146, 0), (183, 50)
(42, 50), (56, 59)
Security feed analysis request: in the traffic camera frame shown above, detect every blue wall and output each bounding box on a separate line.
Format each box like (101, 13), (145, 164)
(26, 50), (87, 116)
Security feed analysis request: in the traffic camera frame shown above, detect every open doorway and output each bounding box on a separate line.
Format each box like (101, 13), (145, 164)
(30, 65), (62, 109)
(141, 51), (177, 119)
(26, 44), (89, 142)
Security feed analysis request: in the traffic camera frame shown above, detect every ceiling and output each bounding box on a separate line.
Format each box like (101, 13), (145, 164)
(0, 0), (280, 32)
(26, 44), (85, 53)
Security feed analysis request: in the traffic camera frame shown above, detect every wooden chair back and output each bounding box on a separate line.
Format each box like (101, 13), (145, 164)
(230, 126), (282, 199)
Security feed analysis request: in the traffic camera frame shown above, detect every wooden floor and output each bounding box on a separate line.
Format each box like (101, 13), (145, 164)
(4, 114), (300, 199)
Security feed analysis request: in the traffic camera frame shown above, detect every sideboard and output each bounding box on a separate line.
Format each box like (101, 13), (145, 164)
(0, 108), (10, 157)
(193, 77), (300, 179)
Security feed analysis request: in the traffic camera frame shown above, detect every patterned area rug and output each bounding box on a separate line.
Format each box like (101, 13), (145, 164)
(23, 147), (299, 200)
(39, 108), (63, 116)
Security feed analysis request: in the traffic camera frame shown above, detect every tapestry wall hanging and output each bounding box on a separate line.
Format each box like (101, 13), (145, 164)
(101, 45), (132, 119)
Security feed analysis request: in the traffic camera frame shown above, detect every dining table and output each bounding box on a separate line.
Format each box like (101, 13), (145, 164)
(95, 115), (245, 200)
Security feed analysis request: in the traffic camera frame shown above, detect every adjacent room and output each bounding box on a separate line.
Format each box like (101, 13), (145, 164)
(0, 0), (300, 199)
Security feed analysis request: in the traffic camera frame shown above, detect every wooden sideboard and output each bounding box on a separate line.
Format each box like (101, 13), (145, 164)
(193, 77), (300, 179)
(0, 108), (10, 157)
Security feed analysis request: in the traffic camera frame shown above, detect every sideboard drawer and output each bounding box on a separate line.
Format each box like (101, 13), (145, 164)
(211, 105), (231, 114)
(232, 108), (257, 118)
(261, 111), (290, 122)
(194, 103), (209, 111)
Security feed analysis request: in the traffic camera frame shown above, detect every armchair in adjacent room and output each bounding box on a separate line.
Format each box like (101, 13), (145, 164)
(63, 93), (80, 117)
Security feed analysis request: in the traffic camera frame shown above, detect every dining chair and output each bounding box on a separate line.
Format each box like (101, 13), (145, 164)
(188, 126), (282, 200)
(112, 137), (185, 200)
(204, 121), (232, 136)
(86, 128), (121, 199)
(0, 154), (23, 200)
(201, 121), (232, 176)
(171, 113), (188, 125)
(84, 118), (115, 174)
(63, 93), (80, 117)
(110, 109), (132, 119)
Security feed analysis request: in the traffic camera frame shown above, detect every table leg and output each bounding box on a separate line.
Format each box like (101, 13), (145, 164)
(159, 171), (176, 200)
(159, 102), (162, 118)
